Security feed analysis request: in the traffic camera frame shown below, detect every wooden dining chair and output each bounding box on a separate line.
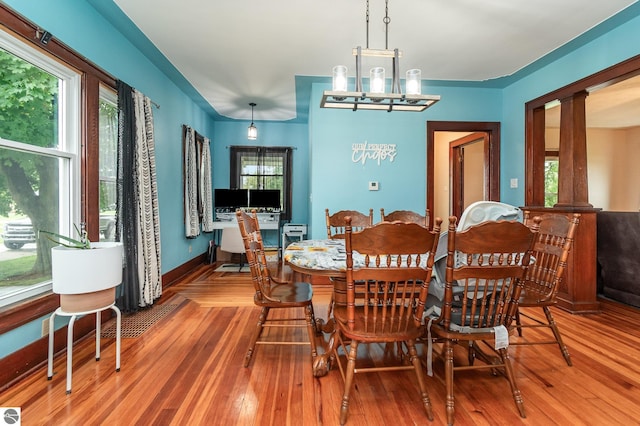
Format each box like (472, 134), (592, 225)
(380, 208), (430, 227)
(325, 208), (373, 239)
(513, 212), (580, 366)
(333, 216), (442, 425)
(428, 216), (540, 426)
(235, 210), (318, 367)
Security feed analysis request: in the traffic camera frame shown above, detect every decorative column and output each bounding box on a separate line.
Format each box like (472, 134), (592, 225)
(530, 90), (599, 313)
(556, 91), (592, 208)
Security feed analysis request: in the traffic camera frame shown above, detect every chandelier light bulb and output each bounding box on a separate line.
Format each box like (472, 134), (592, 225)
(405, 69), (422, 95)
(369, 67), (385, 94)
(333, 65), (348, 92)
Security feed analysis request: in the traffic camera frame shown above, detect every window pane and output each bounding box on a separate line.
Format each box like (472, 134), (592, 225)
(0, 147), (65, 305)
(231, 147), (291, 220)
(0, 48), (59, 149)
(99, 90), (117, 242)
(544, 158), (559, 207)
(0, 31), (78, 307)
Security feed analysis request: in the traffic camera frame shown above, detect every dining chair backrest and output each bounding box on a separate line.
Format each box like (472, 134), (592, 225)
(334, 216), (442, 424)
(236, 209), (318, 369)
(380, 208), (430, 228)
(440, 216), (540, 331)
(521, 212), (580, 303)
(512, 211), (580, 366)
(342, 216), (442, 332)
(325, 208), (373, 239)
(236, 210), (272, 301)
(427, 215), (540, 425)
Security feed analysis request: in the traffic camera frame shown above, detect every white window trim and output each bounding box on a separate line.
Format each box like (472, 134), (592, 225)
(0, 27), (81, 307)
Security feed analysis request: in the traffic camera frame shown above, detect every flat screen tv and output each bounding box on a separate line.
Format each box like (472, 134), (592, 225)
(214, 189), (248, 209)
(249, 189), (281, 209)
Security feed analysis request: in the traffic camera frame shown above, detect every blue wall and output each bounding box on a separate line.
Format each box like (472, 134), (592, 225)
(307, 82), (503, 238)
(211, 120), (310, 246)
(500, 5), (640, 210)
(0, 0), (218, 357)
(2, 0), (640, 359)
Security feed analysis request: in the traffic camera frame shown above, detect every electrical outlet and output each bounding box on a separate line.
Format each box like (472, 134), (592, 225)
(188, 244), (192, 253)
(41, 318), (50, 337)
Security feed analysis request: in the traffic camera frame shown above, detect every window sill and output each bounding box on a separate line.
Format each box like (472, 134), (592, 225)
(0, 292), (59, 334)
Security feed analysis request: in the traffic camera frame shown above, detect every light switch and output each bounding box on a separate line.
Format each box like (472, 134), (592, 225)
(510, 178), (518, 188)
(369, 181), (379, 191)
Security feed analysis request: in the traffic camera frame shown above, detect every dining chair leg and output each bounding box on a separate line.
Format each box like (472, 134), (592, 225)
(244, 306), (269, 367)
(515, 309), (523, 337)
(339, 341), (359, 425)
(499, 348), (526, 418)
(544, 306), (572, 366)
(443, 340), (455, 426)
(304, 304), (318, 359)
(407, 339), (434, 421)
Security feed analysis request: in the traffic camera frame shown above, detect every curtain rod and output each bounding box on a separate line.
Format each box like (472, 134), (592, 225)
(225, 145), (296, 150)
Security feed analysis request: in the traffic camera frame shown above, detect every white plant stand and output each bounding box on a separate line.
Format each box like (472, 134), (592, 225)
(47, 302), (121, 394)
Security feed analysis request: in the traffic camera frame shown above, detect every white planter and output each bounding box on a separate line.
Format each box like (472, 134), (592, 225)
(52, 242), (124, 312)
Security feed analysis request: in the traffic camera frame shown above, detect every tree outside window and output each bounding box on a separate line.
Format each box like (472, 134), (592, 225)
(544, 154), (559, 207)
(0, 38), (78, 306)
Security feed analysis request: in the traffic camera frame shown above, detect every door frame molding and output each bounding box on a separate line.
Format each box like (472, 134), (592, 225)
(450, 132), (490, 219)
(426, 121), (501, 227)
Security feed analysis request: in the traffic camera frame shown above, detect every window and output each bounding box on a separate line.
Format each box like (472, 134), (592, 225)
(0, 4), (115, 319)
(0, 31), (80, 307)
(230, 147), (293, 220)
(99, 87), (117, 242)
(544, 151), (559, 207)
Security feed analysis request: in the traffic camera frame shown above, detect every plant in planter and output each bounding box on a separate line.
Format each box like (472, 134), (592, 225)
(40, 225), (123, 312)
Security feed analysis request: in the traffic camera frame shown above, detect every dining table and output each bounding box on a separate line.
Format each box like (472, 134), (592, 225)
(283, 238), (445, 377)
(283, 239), (350, 377)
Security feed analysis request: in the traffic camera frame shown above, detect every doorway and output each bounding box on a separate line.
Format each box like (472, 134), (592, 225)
(450, 132), (490, 218)
(426, 121), (501, 227)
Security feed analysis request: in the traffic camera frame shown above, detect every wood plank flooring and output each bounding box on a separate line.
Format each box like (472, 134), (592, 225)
(1, 262), (640, 425)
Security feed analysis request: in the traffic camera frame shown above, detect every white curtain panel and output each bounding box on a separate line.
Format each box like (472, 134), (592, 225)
(184, 126), (200, 237)
(133, 90), (162, 307)
(200, 136), (215, 232)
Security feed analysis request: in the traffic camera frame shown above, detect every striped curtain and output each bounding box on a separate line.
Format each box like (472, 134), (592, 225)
(184, 126), (200, 237)
(200, 136), (214, 232)
(116, 81), (162, 312)
(184, 126), (214, 236)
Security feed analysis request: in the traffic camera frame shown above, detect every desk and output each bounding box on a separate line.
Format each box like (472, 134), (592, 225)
(211, 220), (279, 230)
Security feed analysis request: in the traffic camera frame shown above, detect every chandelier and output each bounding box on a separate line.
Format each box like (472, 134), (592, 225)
(248, 102), (257, 140)
(320, 0), (440, 112)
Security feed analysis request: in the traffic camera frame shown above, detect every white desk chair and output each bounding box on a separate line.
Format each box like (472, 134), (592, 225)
(220, 225), (246, 271)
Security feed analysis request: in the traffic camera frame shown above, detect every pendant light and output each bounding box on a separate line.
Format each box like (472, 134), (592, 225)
(248, 102), (257, 140)
(320, 0), (440, 112)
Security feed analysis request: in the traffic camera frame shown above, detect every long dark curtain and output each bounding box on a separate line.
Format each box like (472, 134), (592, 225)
(116, 80), (162, 312)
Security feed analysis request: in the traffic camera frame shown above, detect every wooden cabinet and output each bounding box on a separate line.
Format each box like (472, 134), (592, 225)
(523, 207), (600, 313)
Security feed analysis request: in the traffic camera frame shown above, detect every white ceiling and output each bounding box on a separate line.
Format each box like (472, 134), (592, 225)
(113, 0), (638, 123)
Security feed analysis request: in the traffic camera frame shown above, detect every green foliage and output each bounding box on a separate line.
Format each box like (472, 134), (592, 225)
(0, 254), (46, 287)
(0, 47), (61, 274)
(544, 159), (559, 207)
(39, 224), (90, 249)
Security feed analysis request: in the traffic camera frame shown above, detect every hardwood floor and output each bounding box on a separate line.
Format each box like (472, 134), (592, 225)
(1, 263), (640, 425)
